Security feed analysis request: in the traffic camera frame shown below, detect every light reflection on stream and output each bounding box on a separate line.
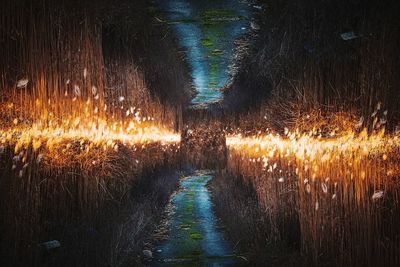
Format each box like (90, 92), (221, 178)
(152, 171), (241, 266)
(155, 0), (253, 107)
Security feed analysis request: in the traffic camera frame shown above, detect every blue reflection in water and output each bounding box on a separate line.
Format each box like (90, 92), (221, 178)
(152, 172), (239, 266)
(156, 0), (252, 107)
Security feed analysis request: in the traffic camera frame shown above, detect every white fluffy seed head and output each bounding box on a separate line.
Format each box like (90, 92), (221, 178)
(372, 190), (384, 200)
(17, 79), (29, 88)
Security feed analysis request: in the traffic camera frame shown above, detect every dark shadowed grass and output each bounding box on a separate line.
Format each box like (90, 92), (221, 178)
(209, 172), (302, 266)
(219, 2), (400, 264)
(56, 168), (182, 267)
(0, 0), (191, 265)
(224, 0), (400, 132)
(0, 142), (181, 267)
(181, 109), (227, 169)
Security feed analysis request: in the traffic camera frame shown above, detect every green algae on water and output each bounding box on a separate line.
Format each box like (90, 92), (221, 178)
(201, 38), (214, 47)
(190, 232), (203, 240)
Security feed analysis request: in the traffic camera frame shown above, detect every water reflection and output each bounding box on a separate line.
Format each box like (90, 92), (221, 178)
(153, 171), (239, 265)
(156, 0), (253, 107)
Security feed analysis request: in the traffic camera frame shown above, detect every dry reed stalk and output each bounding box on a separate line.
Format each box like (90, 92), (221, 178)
(0, 0), (189, 265)
(226, 123), (400, 266)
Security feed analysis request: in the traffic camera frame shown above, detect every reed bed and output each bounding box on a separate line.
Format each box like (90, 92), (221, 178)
(221, 1), (400, 265)
(224, 0), (400, 129)
(209, 171), (302, 266)
(181, 109), (226, 169)
(0, 0), (186, 129)
(0, 139), (180, 265)
(0, 0), (189, 265)
(226, 114), (400, 266)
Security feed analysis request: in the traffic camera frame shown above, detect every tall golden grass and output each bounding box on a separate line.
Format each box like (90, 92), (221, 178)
(0, 0), (188, 265)
(223, 1), (400, 264)
(226, 112), (400, 266)
(225, 0), (400, 129)
(0, 141), (180, 264)
(0, 0), (182, 130)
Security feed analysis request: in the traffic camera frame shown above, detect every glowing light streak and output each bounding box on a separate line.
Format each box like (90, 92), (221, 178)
(226, 129), (399, 162)
(0, 95), (180, 161)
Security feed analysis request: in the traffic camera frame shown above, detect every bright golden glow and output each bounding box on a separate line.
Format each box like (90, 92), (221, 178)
(226, 127), (400, 182)
(226, 128), (398, 162)
(0, 78), (180, 168)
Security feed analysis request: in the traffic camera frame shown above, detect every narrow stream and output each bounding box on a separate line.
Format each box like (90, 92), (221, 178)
(155, 0), (253, 107)
(151, 1), (255, 264)
(152, 171), (241, 266)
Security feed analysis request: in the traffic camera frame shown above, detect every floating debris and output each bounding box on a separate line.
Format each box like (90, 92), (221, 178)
(250, 21), (260, 30)
(39, 240), (61, 251)
(37, 154), (44, 164)
(321, 182), (328, 194)
(372, 190), (384, 200)
(74, 85), (81, 96)
(306, 183), (311, 194)
(91, 86), (97, 95)
(355, 116), (364, 129)
(16, 79), (29, 88)
(340, 31), (360, 41)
